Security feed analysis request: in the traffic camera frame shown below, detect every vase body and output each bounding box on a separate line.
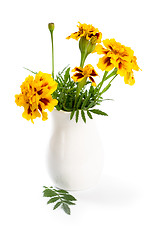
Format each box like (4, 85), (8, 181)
(47, 110), (104, 191)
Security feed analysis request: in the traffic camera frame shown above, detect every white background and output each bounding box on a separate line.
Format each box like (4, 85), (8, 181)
(0, 0), (160, 239)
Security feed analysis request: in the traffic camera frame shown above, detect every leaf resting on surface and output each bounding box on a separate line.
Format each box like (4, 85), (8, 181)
(42, 186), (77, 215)
(43, 189), (57, 197)
(62, 203), (71, 215)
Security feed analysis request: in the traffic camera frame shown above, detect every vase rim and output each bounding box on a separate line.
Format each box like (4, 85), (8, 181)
(53, 109), (71, 114)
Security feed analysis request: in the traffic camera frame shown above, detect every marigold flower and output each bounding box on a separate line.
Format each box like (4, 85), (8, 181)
(15, 72), (58, 123)
(72, 64), (98, 87)
(66, 22), (102, 44)
(94, 38), (140, 85)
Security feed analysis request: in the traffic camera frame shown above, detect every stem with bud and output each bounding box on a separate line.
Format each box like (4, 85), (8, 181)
(48, 23), (55, 79)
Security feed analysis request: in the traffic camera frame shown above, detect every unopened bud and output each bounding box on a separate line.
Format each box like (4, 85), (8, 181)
(79, 37), (89, 53)
(87, 42), (96, 54)
(48, 23), (55, 32)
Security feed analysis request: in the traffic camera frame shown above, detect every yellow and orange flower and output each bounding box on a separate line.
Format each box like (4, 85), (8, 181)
(72, 64), (98, 87)
(94, 38), (140, 85)
(66, 22), (102, 44)
(15, 72), (58, 123)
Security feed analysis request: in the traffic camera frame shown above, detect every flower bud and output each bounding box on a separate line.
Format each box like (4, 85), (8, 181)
(79, 36), (96, 55)
(79, 37), (88, 53)
(48, 23), (55, 32)
(87, 42), (96, 54)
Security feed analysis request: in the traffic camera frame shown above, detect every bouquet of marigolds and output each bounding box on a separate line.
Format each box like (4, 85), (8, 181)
(15, 22), (140, 124)
(15, 22), (141, 215)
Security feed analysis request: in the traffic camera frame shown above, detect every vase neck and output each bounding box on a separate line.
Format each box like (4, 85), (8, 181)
(51, 109), (94, 128)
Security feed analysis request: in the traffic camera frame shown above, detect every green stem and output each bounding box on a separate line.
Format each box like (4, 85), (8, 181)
(102, 71), (108, 81)
(96, 71), (108, 98)
(96, 73), (118, 102)
(99, 71), (108, 89)
(108, 73), (118, 84)
(96, 68), (118, 93)
(80, 51), (88, 68)
(75, 52), (88, 101)
(75, 39), (94, 102)
(76, 77), (87, 99)
(50, 31), (54, 79)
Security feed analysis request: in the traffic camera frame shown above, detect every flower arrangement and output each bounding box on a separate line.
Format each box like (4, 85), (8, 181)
(15, 22), (140, 124)
(15, 22), (141, 214)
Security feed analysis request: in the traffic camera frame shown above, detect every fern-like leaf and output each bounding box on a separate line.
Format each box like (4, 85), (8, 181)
(76, 110), (79, 123)
(87, 101), (96, 109)
(70, 110), (75, 120)
(43, 186), (77, 215)
(87, 110), (93, 119)
(81, 93), (91, 109)
(62, 203), (71, 215)
(81, 110), (86, 123)
(76, 93), (84, 109)
(64, 67), (70, 83)
(89, 109), (108, 116)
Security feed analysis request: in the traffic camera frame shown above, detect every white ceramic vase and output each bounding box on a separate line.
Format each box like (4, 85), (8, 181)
(47, 109), (104, 191)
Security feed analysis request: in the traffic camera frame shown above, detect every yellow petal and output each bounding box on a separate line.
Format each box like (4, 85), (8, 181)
(42, 111), (48, 121)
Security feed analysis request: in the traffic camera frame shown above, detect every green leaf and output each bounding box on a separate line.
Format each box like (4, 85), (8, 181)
(55, 105), (61, 111)
(87, 101), (95, 109)
(87, 110), (93, 119)
(53, 65), (78, 112)
(64, 67), (70, 83)
(56, 75), (63, 85)
(81, 93), (91, 109)
(76, 93), (84, 109)
(23, 67), (38, 74)
(81, 110), (86, 123)
(59, 65), (69, 75)
(42, 186), (77, 215)
(101, 98), (114, 101)
(90, 109), (108, 116)
(70, 110), (75, 120)
(89, 85), (94, 94)
(47, 197), (59, 204)
(63, 200), (76, 205)
(55, 189), (68, 194)
(62, 203), (71, 215)
(105, 68), (118, 80)
(43, 189), (57, 197)
(84, 90), (87, 98)
(100, 83), (111, 96)
(76, 110), (79, 123)
(53, 201), (62, 210)
(61, 194), (77, 201)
